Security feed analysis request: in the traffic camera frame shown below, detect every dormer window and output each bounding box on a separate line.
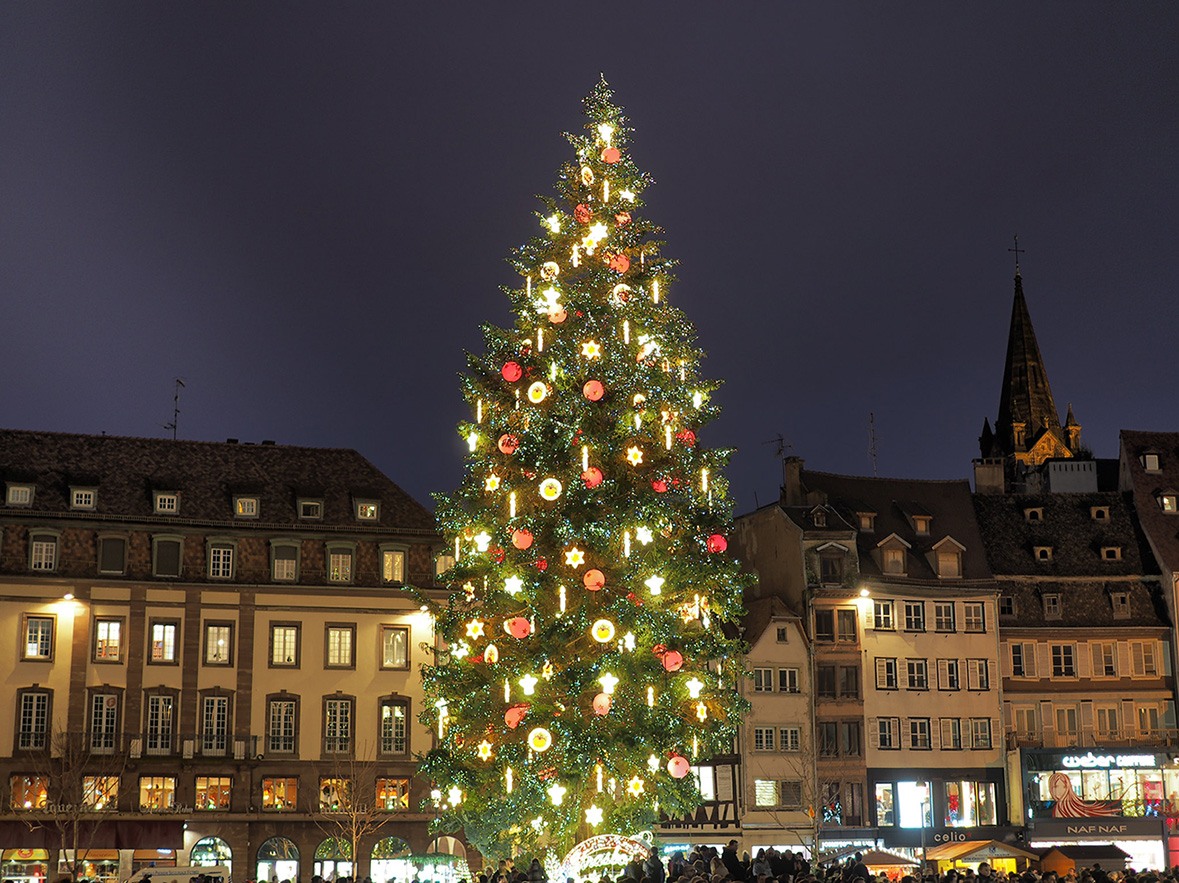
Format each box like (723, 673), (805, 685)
(883, 547), (905, 575)
(912, 516), (931, 535)
(1111, 592), (1130, 619)
(234, 496), (259, 518)
(1034, 546), (1053, 562)
(819, 550), (844, 585)
(932, 537), (965, 579)
(6, 484), (33, 506)
(1142, 452), (1161, 472)
(1101, 546), (1123, 561)
(298, 499), (323, 520)
(154, 492), (179, 514)
(356, 500), (380, 522)
(812, 509), (827, 528)
(999, 596), (1016, 616)
(858, 512), (876, 532)
(1090, 506), (1109, 522)
(71, 488), (96, 510)
(1024, 507), (1044, 523)
(1043, 594), (1062, 620)
(1158, 493), (1178, 514)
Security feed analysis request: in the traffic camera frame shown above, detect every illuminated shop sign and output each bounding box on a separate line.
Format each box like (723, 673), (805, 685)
(1059, 752), (1156, 769)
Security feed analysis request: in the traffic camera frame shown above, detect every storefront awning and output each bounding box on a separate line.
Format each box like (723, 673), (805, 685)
(862, 851), (921, 869)
(2, 849), (49, 862)
(0, 820), (185, 850)
(926, 841), (1039, 863)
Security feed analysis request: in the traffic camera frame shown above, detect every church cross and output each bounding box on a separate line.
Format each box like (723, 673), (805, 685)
(1008, 235), (1026, 272)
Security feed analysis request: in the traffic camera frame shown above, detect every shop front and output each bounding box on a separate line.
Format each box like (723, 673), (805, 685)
(870, 769), (1007, 833)
(1, 848), (49, 883)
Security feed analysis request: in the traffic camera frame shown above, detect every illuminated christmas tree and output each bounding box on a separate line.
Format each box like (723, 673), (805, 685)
(422, 80), (749, 858)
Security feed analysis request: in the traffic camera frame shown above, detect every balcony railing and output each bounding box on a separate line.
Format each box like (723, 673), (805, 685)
(1006, 728), (1179, 750)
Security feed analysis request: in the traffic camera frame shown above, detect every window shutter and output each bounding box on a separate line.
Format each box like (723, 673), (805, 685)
(1034, 643), (1049, 678)
(1118, 641), (1133, 677)
(868, 717), (879, 748)
(1000, 643), (1013, 678)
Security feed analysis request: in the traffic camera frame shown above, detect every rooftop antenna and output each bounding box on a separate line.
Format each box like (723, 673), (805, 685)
(763, 434), (790, 458)
(868, 412), (879, 477)
(163, 378), (185, 440)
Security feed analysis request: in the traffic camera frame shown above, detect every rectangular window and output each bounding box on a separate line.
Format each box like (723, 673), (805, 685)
(878, 717), (900, 749)
(775, 627), (789, 643)
(356, 501), (379, 521)
(94, 618), (123, 662)
(967, 658), (990, 691)
(1051, 644), (1076, 677)
(814, 609), (834, 642)
(817, 722), (838, 756)
(906, 658), (928, 690)
(875, 657), (898, 690)
(999, 596), (1015, 616)
(149, 620), (178, 663)
(1091, 641), (1117, 677)
(883, 546), (905, 574)
(838, 665), (859, 699)
(937, 548), (961, 578)
(780, 781), (803, 809)
(1014, 706), (1037, 737)
(1055, 705), (1079, 738)
(1132, 641), (1158, 676)
(381, 626), (409, 670)
(138, 775), (176, 811)
(940, 717), (962, 749)
(934, 602), (955, 632)
(6, 485), (33, 506)
(380, 699), (408, 755)
(971, 718), (992, 749)
(816, 666), (837, 698)
(234, 496), (258, 517)
(196, 775), (232, 810)
(754, 779), (779, 807)
(820, 554), (844, 584)
(692, 765), (716, 801)
(298, 499), (323, 519)
(72, 488), (96, 509)
(268, 699), (297, 754)
(753, 727), (775, 751)
(30, 537), (58, 571)
(204, 622), (233, 665)
(326, 625), (356, 668)
(18, 691), (51, 750)
(153, 537), (182, 578)
(208, 545), (235, 579)
(83, 775), (118, 811)
(376, 777), (410, 812)
(963, 602), (986, 632)
(145, 695), (174, 754)
(328, 550), (353, 583)
(320, 777), (351, 811)
(904, 601), (925, 631)
(270, 624), (299, 667)
(154, 492), (179, 513)
(23, 615), (54, 660)
(1139, 706), (1161, 735)
(909, 718), (931, 749)
(1044, 594), (1062, 619)
(836, 608), (857, 642)
(89, 692), (119, 753)
(937, 658), (960, 691)
(840, 721), (862, 756)
(262, 776), (298, 811)
(752, 668), (774, 692)
(777, 667), (800, 693)
(98, 536), (127, 574)
(10, 775), (48, 810)
(382, 549), (406, 584)
(202, 696), (230, 755)
(779, 726), (801, 751)
(1011, 642), (1036, 678)
(873, 600), (894, 630)
(1096, 705), (1120, 738)
(324, 698), (353, 754)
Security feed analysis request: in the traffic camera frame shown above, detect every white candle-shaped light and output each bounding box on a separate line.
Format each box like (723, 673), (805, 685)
(623, 319), (630, 344)
(634, 413), (641, 431)
(701, 468), (710, 493)
(476, 398), (483, 424)
(537, 328), (544, 352)
(526, 276), (531, 299)
(646, 686), (655, 707)
(572, 245), (581, 267)
(506, 767), (514, 793)
(623, 530), (631, 558)
(596, 764), (604, 793)
(665, 425), (673, 450)
(509, 491), (517, 518)
(582, 445), (589, 471)
(603, 179), (610, 203)
(558, 584), (566, 616)
(504, 678), (511, 703)
(692, 734), (699, 758)
(679, 361), (686, 381)
(454, 537), (460, 561)
(653, 279), (660, 303)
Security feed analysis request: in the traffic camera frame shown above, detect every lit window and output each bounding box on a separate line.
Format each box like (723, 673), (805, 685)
(149, 621), (178, 663)
(196, 776), (232, 810)
(1142, 452), (1161, 471)
(381, 549), (406, 584)
(94, 618), (123, 661)
(381, 626), (409, 670)
(262, 776), (298, 810)
(324, 697), (353, 754)
(376, 778), (410, 811)
(204, 623), (233, 665)
(1161, 494), (1178, 513)
(912, 516), (931, 535)
(267, 700), (297, 754)
(29, 534), (57, 572)
(71, 488), (96, 510)
(754, 779), (779, 807)
(234, 496), (258, 518)
(272, 543), (298, 582)
(328, 547), (354, 583)
(138, 775), (176, 811)
(6, 484), (33, 506)
(208, 544), (235, 579)
(153, 492), (179, 514)
(10, 775), (48, 810)
(270, 625), (299, 667)
(23, 615), (54, 660)
(320, 777), (351, 811)
(356, 500), (379, 521)
(435, 554), (456, 578)
(380, 698), (409, 755)
(83, 775), (118, 810)
(326, 626), (355, 668)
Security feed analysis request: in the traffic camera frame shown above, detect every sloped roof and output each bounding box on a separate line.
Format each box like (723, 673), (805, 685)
(742, 595), (802, 647)
(0, 429), (436, 532)
(1121, 430), (1179, 572)
(995, 271), (1063, 447)
(994, 579), (1168, 629)
(797, 471), (992, 581)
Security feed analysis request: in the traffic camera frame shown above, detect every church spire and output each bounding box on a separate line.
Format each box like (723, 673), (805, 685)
(995, 269), (1062, 453)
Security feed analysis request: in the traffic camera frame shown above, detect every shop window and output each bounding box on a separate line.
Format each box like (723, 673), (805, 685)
(376, 778), (410, 812)
(896, 780), (932, 826)
(875, 783), (895, 826)
(262, 777), (298, 811)
(944, 780), (997, 826)
(83, 775), (118, 811)
(319, 777), (351, 812)
(138, 775), (176, 811)
(10, 774), (48, 810)
(196, 776), (231, 810)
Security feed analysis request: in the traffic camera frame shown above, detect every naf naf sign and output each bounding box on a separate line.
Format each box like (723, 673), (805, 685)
(1030, 818), (1165, 839)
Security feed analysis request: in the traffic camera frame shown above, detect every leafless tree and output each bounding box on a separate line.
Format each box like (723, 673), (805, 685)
(314, 743), (403, 880)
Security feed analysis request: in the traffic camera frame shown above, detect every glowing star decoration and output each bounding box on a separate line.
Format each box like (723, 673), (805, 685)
(527, 382), (548, 404)
(451, 641), (469, 659)
(619, 189), (635, 202)
(473, 532), (492, 552)
(467, 432), (479, 452)
(686, 677), (705, 699)
(547, 783), (567, 806)
(465, 619), (485, 640)
(622, 632), (636, 651)
(695, 701), (709, 722)
(504, 576), (524, 596)
(536, 286), (563, 315)
(448, 786), (463, 806)
(597, 123), (614, 145)
(519, 673), (539, 696)
(463, 581), (476, 600)
(564, 547), (586, 568)
(635, 526), (654, 546)
(546, 214), (561, 232)
(542, 661), (554, 680)
(626, 776), (646, 798)
(647, 754), (660, 772)
(484, 474), (501, 492)
(598, 672), (619, 694)
(528, 727), (553, 752)
(538, 478), (563, 501)
(580, 340), (603, 360)
(591, 619), (616, 643)
(585, 805), (604, 827)
(626, 446), (644, 466)
(477, 740), (494, 761)
(644, 575), (665, 595)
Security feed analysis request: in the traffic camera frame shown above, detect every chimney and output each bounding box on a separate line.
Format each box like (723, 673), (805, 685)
(782, 457), (805, 506)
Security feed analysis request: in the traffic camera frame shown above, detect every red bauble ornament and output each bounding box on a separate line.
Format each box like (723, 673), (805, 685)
(583, 380), (605, 401)
(615, 211), (631, 226)
(536, 557), (548, 571)
(651, 479), (668, 494)
(652, 644), (668, 657)
(549, 309), (567, 324)
(469, 654), (484, 664)
(662, 650), (684, 672)
(677, 429), (697, 447)
(626, 591), (642, 606)
(668, 753), (691, 779)
(582, 467), (604, 488)
(491, 547), (505, 563)
(601, 147), (621, 164)
(504, 704), (530, 729)
(498, 434), (519, 455)
(538, 766), (557, 781)
(574, 204), (592, 224)
(507, 617), (531, 639)
(583, 569), (606, 591)
(706, 534), (728, 554)
(592, 692), (612, 715)
(608, 253), (630, 273)
(501, 361), (523, 382)
(512, 529), (534, 550)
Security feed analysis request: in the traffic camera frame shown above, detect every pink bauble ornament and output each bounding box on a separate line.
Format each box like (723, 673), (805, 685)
(601, 147), (621, 164)
(574, 204), (592, 224)
(501, 361), (523, 382)
(677, 429), (697, 447)
(583, 569), (605, 591)
(668, 754), (690, 778)
(507, 617), (531, 639)
(707, 533), (728, 554)
(512, 529), (534, 550)
(498, 434), (519, 455)
(615, 211), (631, 226)
(582, 467), (604, 489)
(504, 704), (530, 729)
(549, 309), (567, 324)
(592, 692), (612, 715)
(608, 253), (630, 273)
(662, 650), (684, 672)
(583, 380), (605, 401)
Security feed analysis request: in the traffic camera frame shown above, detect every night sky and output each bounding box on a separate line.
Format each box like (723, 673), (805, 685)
(2, 4), (1177, 515)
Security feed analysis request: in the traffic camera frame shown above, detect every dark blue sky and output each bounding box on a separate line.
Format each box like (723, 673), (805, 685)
(2, 4), (1176, 514)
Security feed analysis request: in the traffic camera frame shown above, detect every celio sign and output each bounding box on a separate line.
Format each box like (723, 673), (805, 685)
(1060, 752), (1156, 769)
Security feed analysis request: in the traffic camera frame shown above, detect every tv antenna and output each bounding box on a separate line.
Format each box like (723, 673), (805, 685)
(868, 412), (879, 477)
(163, 378), (185, 440)
(763, 434), (791, 458)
